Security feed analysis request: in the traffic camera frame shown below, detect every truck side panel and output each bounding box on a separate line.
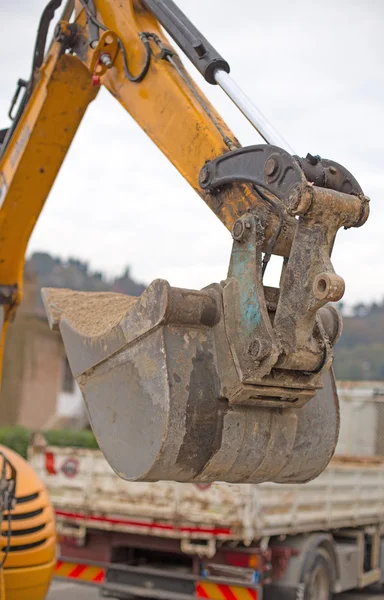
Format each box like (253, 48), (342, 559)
(29, 447), (384, 542)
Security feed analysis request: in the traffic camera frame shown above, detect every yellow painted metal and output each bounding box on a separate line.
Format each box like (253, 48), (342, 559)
(0, 3), (296, 596)
(2, 539), (56, 574)
(76, 0), (278, 233)
(73, 1), (293, 250)
(0, 570), (4, 600)
(0, 15), (259, 597)
(0, 40), (98, 317)
(3, 559), (56, 600)
(0, 0), (294, 390)
(0, 445), (45, 496)
(0, 447), (57, 599)
(89, 30), (120, 76)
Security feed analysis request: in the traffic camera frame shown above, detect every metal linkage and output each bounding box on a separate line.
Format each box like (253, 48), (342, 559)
(198, 143), (369, 379)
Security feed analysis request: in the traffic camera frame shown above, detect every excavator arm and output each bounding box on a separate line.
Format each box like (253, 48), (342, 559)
(0, 0), (369, 484)
(0, 0), (293, 362)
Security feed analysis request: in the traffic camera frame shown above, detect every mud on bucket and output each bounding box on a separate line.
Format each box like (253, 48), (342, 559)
(42, 280), (339, 484)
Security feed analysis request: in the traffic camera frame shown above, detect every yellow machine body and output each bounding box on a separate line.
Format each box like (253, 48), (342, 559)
(0, 446), (56, 600)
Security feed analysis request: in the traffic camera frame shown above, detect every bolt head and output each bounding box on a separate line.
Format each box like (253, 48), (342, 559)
(199, 165), (211, 186)
(100, 53), (113, 68)
(265, 157), (279, 177)
(232, 219), (245, 241)
(248, 339), (269, 361)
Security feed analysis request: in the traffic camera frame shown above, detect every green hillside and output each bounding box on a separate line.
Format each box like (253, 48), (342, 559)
(333, 302), (384, 380)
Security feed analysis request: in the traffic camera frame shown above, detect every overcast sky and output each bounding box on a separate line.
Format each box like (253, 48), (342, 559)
(1, 0), (383, 304)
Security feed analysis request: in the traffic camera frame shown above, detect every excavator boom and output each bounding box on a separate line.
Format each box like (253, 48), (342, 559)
(0, 0), (369, 483)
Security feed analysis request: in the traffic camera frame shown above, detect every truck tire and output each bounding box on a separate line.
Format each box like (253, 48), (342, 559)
(303, 547), (335, 600)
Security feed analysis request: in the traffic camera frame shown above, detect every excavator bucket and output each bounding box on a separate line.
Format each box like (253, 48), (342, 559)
(42, 277), (340, 485)
(41, 149), (372, 485)
(1, 0), (369, 487)
(41, 143), (370, 485)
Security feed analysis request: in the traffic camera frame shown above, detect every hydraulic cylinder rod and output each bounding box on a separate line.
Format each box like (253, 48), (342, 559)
(213, 69), (294, 153)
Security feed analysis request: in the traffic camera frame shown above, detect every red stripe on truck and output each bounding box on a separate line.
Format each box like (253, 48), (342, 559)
(196, 583), (210, 598)
(217, 583), (239, 600)
(55, 509), (232, 536)
(45, 452), (57, 475)
(67, 564), (87, 579)
(92, 569), (106, 582)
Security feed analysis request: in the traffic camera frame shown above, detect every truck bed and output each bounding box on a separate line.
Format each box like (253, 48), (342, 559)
(29, 446), (384, 542)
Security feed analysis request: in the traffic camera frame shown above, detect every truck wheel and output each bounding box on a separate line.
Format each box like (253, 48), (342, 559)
(303, 548), (335, 600)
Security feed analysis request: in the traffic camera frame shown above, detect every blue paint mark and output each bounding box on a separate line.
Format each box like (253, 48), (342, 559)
(242, 296), (261, 328)
(230, 237), (261, 332)
(231, 249), (261, 333)
(240, 279), (261, 330)
(231, 254), (247, 279)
